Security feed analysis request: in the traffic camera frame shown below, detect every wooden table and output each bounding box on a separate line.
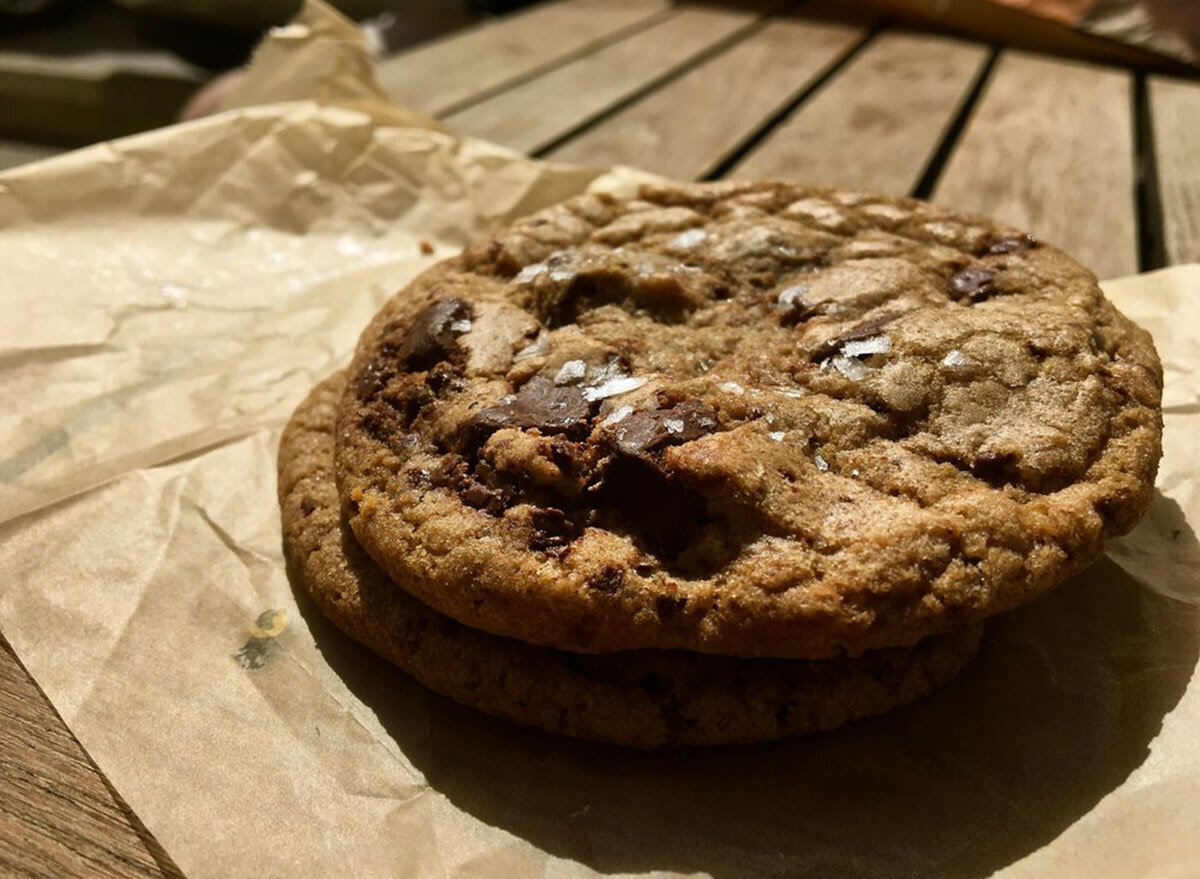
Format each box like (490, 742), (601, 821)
(2, 1), (1198, 874)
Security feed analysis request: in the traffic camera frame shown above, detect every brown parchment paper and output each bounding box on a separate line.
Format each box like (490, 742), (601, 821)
(1, 3), (1198, 877)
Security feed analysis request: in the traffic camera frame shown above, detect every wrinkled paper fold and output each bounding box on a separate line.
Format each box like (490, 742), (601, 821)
(1, 2), (1197, 877)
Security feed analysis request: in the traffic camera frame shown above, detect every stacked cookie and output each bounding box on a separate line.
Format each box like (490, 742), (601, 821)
(279, 181), (1162, 748)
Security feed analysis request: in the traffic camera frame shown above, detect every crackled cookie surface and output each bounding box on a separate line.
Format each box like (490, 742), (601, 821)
(335, 181), (1162, 659)
(282, 375), (981, 747)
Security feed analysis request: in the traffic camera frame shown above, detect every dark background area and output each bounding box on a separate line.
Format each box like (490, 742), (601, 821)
(0, 0), (529, 160)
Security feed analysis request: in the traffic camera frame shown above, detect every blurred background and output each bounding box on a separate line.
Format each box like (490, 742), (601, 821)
(0, 0), (524, 166)
(1, 0), (1197, 168)
(0, 0), (1197, 279)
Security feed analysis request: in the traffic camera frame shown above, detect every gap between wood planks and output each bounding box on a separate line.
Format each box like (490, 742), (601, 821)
(1133, 72), (1168, 272)
(432, 4), (679, 119)
(527, 14), (773, 160)
(699, 26), (880, 181)
(908, 46), (1000, 200)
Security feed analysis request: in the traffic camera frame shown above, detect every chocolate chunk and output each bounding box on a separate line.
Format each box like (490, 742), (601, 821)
(950, 268), (996, 302)
(426, 454), (511, 515)
(589, 400), (717, 559)
(982, 234), (1037, 255)
(809, 311), (904, 361)
(585, 566), (624, 594)
(654, 594), (686, 619)
(426, 361), (465, 395)
(396, 297), (473, 371)
(609, 401), (718, 458)
(429, 454), (470, 490)
(467, 375), (592, 446)
(461, 481), (506, 515)
(355, 354), (394, 399)
(529, 506), (578, 556)
(593, 456), (706, 560)
(971, 449), (1019, 486)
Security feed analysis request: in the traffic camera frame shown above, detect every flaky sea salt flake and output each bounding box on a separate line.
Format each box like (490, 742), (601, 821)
(601, 405), (634, 427)
(830, 355), (868, 380)
(668, 228), (707, 250)
(514, 331), (548, 361)
(777, 284), (809, 309)
(942, 349), (971, 368)
(554, 360), (587, 385)
(515, 262), (547, 283)
(584, 376), (646, 402)
(842, 335), (891, 358)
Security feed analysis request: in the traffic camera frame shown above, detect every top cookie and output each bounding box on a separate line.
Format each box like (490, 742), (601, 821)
(336, 180), (1162, 659)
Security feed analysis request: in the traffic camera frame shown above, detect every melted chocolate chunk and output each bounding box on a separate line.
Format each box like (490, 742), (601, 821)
(461, 481), (507, 515)
(599, 457), (704, 558)
(971, 449), (1020, 487)
(654, 594), (686, 619)
(427, 454), (512, 515)
(609, 401), (718, 458)
(467, 375), (592, 446)
(426, 361), (465, 395)
(593, 401), (716, 559)
(355, 355), (394, 399)
(982, 234), (1037, 255)
(396, 297), (473, 371)
(529, 506), (578, 555)
(585, 566), (624, 594)
(950, 268), (997, 302)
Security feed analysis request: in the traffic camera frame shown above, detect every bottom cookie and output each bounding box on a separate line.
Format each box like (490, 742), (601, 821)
(279, 374), (982, 748)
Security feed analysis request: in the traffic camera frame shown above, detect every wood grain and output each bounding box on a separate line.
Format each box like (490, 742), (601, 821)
(444, 6), (758, 155)
(1149, 76), (1200, 266)
(934, 51), (1137, 280)
(730, 31), (989, 194)
(376, 0), (671, 117)
(0, 634), (180, 879)
(545, 16), (865, 179)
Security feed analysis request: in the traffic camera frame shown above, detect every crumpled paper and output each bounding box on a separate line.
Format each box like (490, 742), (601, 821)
(1, 3), (1197, 878)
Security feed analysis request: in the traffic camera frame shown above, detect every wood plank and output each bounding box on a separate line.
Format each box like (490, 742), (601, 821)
(729, 31), (989, 194)
(934, 51), (1137, 281)
(444, 6), (758, 155)
(1149, 76), (1200, 266)
(376, 0), (671, 117)
(0, 51), (199, 145)
(544, 16), (865, 179)
(0, 634), (180, 879)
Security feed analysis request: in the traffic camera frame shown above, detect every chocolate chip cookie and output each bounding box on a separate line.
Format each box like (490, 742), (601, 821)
(282, 374), (981, 747)
(335, 181), (1162, 659)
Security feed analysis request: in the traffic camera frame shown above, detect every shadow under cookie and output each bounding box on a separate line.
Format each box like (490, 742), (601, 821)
(295, 556), (1198, 879)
